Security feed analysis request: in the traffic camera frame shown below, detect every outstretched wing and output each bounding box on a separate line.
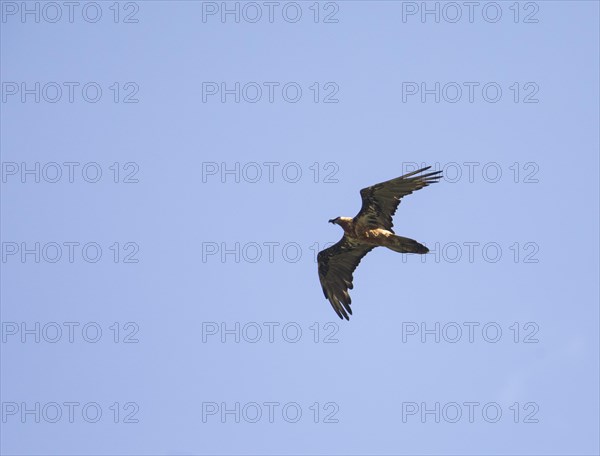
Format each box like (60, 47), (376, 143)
(355, 167), (442, 231)
(317, 236), (375, 320)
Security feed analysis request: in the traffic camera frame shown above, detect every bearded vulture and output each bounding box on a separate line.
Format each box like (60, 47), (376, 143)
(317, 166), (442, 320)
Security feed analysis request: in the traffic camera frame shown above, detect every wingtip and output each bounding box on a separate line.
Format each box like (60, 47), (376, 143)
(401, 166), (445, 182)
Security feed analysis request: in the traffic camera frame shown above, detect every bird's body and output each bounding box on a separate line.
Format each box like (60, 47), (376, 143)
(328, 220), (427, 252)
(317, 167), (442, 320)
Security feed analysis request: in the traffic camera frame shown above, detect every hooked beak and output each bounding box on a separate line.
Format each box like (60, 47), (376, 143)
(328, 219), (336, 224)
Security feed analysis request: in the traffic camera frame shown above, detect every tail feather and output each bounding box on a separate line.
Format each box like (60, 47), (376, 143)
(386, 235), (429, 254)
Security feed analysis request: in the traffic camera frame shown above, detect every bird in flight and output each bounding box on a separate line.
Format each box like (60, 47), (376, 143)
(317, 167), (442, 320)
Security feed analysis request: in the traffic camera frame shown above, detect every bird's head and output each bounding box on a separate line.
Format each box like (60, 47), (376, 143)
(330, 217), (353, 228)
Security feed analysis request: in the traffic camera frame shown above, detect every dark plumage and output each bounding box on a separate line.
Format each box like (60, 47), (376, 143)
(318, 167), (442, 320)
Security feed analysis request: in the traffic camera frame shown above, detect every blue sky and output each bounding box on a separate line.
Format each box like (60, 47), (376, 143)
(1, 1), (599, 455)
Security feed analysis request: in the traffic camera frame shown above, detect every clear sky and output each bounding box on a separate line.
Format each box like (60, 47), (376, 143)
(1, 1), (599, 455)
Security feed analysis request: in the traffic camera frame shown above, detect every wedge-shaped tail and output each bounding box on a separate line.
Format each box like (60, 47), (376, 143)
(385, 235), (429, 254)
